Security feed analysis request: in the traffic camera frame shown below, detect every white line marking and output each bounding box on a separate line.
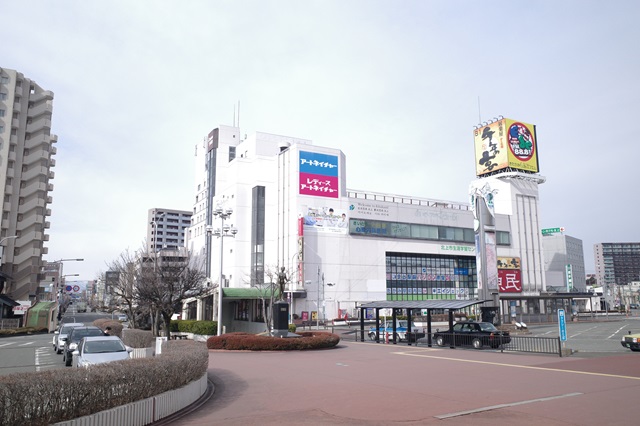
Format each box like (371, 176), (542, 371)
(609, 325), (628, 339)
(435, 392), (583, 419)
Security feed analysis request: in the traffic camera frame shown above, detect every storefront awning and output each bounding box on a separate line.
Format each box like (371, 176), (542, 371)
(0, 295), (19, 307)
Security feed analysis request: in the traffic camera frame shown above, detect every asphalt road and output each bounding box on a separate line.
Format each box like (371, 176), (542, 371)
(0, 311), (112, 375)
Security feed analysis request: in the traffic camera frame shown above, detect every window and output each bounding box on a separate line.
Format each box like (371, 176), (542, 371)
(0, 92), (6, 100)
(0, 76), (8, 84)
(0, 109), (5, 117)
(0, 125), (4, 133)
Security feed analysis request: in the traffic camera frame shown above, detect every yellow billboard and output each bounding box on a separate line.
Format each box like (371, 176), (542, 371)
(474, 118), (538, 176)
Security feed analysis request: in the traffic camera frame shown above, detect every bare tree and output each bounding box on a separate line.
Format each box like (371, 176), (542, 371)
(135, 247), (208, 337)
(252, 264), (293, 334)
(104, 250), (139, 327)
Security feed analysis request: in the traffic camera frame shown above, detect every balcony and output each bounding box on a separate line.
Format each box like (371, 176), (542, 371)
(18, 197), (46, 215)
(27, 101), (52, 119)
(4, 185), (12, 195)
(13, 102), (21, 113)
(23, 149), (49, 165)
(26, 117), (52, 133)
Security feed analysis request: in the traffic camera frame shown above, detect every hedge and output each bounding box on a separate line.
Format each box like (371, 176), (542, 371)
(206, 331), (340, 351)
(0, 340), (208, 426)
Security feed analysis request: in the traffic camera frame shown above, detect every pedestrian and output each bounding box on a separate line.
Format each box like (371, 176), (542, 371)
(104, 326), (112, 336)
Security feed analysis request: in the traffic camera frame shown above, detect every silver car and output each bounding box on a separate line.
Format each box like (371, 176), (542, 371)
(72, 336), (132, 368)
(53, 322), (84, 354)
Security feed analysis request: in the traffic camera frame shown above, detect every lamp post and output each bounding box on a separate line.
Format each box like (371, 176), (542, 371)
(211, 207), (237, 336)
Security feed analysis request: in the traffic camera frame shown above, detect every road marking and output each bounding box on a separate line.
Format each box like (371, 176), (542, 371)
(394, 350), (640, 381)
(435, 392), (583, 419)
(19, 342), (35, 346)
(569, 325), (598, 337)
(609, 324), (627, 339)
(0, 342), (13, 347)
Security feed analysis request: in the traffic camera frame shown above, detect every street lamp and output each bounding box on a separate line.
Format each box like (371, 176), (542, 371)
(210, 207), (237, 336)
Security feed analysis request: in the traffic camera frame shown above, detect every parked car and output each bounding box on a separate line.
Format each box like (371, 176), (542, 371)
(52, 322), (84, 354)
(368, 320), (420, 341)
(433, 321), (511, 349)
(72, 336), (133, 368)
(117, 314), (128, 322)
(620, 331), (640, 352)
(629, 304), (639, 310)
(62, 326), (106, 366)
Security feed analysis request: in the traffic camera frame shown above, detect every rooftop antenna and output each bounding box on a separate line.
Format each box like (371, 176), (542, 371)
(233, 103), (236, 127)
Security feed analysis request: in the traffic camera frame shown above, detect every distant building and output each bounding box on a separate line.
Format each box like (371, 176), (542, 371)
(594, 243), (640, 287)
(147, 208), (192, 253)
(543, 234), (586, 292)
(0, 67), (56, 302)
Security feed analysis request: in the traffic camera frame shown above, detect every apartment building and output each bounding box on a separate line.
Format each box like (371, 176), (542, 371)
(147, 208), (192, 253)
(0, 67), (55, 303)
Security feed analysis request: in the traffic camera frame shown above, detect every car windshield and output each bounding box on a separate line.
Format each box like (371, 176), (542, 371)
(478, 323), (499, 332)
(60, 326), (76, 334)
(84, 340), (126, 354)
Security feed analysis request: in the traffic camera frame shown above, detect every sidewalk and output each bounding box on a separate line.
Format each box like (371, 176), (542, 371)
(167, 339), (640, 425)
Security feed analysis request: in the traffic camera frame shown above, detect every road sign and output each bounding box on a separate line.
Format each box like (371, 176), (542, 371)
(558, 309), (567, 341)
(541, 227), (565, 236)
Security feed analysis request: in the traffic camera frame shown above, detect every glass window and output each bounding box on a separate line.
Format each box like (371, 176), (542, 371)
(0, 76), (8, 84)
(0, 92), (6, 100)
(0, 109), (5, 117)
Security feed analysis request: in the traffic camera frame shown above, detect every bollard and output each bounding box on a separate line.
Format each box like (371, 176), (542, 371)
(385, 332), (389, 344)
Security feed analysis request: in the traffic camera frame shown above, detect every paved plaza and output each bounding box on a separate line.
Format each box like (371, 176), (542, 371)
(167, 339), (639, 425)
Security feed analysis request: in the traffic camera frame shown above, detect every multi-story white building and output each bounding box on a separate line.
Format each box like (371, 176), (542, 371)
(0, 67), (56, 303)
(184, 124), (556, 332)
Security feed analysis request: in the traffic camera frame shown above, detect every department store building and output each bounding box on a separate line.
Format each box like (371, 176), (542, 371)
(184, 121), (552, 333)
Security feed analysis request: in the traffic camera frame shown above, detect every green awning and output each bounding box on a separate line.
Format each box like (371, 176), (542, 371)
(28, 301), (56, 312)
(222, 287), (280, 299)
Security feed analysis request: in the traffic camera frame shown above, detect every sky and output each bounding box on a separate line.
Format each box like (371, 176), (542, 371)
(2, 0), (639, 281)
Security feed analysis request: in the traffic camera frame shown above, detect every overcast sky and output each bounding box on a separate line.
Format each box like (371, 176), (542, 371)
(2, 1), (638, 280)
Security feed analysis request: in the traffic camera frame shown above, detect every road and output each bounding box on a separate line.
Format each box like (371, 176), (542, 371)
(526, 316), (640, 355)
(0, 310), (111, 375)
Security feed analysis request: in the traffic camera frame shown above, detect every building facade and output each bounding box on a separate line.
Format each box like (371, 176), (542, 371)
(543, 234), (586, 292)
(147, 208), (192, 253)
(594, 242), (640, 287)
(184, 124), (554, 332)
(0, 67), (56, 303)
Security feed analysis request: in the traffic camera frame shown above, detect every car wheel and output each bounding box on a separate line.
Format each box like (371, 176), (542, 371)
(64, 352), (72, 367)
(56, 346), (62, 354)
(631, 348), (640, 352)
(435, 336), (445, 347)
(472, 338), (483, 349)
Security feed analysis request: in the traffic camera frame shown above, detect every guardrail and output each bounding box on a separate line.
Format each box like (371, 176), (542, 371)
(416, 332), (563, 357)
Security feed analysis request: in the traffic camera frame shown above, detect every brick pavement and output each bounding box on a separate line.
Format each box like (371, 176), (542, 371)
(168, 339), (640, 425)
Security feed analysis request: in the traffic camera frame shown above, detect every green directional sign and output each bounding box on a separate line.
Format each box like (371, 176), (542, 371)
(541, 227), (565, 236)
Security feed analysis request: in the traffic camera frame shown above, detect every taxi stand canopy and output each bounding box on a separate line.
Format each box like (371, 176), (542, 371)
(358, 299), (488, 346)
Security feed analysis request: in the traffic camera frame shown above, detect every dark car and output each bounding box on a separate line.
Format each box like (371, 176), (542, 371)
(433, 321), (511, 349)
(62, 326), (106, 366)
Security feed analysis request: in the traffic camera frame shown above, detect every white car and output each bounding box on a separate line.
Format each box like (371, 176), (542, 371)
(53, 322), (84, 354)
(72, 336), (132, 368)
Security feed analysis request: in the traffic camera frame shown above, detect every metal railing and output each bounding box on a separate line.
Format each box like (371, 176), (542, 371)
(417, 332), (562, 357)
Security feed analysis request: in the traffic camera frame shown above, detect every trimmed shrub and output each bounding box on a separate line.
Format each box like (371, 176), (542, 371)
(206, 331), (340, 351)
(121, 328), (155, 348)
(288, 323), (297, 333)
(171, 319), (219, 335)
(92, 319), (123, 337)
(191, 320), (216, 336)
(0, 340), (208, 425)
